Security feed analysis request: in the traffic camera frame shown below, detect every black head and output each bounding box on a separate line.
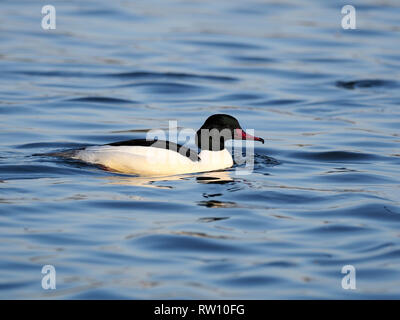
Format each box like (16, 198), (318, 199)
(195, 114), (264, 151)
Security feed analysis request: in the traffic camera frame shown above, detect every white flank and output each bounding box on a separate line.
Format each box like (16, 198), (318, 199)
(73, 146), (233, 176)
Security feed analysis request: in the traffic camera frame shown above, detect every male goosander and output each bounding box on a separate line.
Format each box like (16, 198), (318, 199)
(57, 114), (264, 176)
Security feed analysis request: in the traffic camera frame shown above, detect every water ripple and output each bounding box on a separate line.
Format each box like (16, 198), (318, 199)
(336, 79), (398, 90)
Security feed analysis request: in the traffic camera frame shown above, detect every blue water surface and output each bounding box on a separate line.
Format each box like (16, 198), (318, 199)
(1, 0), (400, 299)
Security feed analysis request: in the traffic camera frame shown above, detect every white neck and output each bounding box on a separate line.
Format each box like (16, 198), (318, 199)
(198, 149), (233, 171)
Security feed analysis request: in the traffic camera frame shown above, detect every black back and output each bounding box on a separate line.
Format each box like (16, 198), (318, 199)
(107, 139), (200, 162)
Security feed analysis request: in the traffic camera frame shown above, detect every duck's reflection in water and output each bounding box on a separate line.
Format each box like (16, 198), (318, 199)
(102, 170), (234, 189)
(195, 170), (234, 184)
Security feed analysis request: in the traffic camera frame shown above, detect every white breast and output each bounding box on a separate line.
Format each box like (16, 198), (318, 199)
(73, 146), (233, 176)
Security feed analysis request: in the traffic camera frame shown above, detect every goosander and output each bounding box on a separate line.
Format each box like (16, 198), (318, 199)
(52, 114), (264, 176)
